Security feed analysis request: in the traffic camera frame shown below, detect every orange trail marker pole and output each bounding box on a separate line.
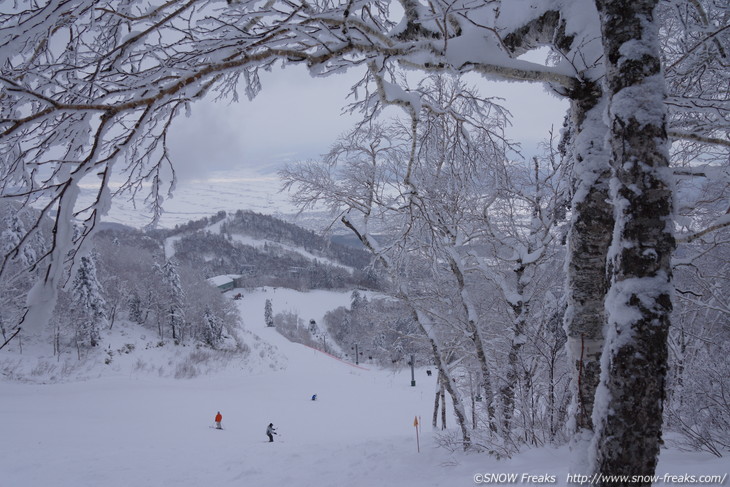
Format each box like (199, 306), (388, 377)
(414, 416), (420, 453)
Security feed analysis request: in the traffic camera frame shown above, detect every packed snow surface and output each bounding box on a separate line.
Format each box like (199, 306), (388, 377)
(1, 288), (726, 487)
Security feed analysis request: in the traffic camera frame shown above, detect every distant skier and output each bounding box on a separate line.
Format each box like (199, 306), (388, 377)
(266, 423), (277, 442)
(215, 411), (222, 429)
(311, 394), (317, 401)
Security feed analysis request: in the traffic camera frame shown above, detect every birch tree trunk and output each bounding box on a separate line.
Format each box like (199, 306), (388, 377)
(591, 0), (675, 482)
(441, 382), (447, 431)
(501, 265), (527, 437)
(433, 371), (442, 428)
(445, 250), (498, 433)
(415, 309), (471, 449)
(564, 87), (613, 443)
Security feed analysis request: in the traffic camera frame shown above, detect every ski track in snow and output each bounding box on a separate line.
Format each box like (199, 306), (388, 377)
(0, 288), (727, 487)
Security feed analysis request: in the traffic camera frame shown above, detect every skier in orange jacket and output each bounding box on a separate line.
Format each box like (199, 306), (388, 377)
(215, 411), (222, 429)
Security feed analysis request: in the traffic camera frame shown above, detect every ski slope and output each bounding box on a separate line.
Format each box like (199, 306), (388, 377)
(0, 288), (727, 487)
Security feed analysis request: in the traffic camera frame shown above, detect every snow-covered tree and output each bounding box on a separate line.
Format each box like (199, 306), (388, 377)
(284, 74), (515, 448)
(468, 147), (568, 439)
(201, 307), (223, 347)
(284, 74), (573, 450)
(70, 254), (106, 348)
(154, 259), (186, 342)
(350, 290), (364, 311)
(2, 213), (37, 268)
(264, 299), (274, 327)
(588, 1), (675, 482)
(0, 202), (47, 341)
(127, 291), (145, 325)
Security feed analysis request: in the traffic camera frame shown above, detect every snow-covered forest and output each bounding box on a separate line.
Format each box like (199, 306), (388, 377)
(1, 0), (729, 485)
(1, 203), (379, 355)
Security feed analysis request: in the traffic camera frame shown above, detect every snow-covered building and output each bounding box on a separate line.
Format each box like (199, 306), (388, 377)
(206, 275), (237, 292)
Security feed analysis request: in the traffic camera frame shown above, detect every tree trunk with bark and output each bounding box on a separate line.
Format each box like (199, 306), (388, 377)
(501, 278), (526, 437)
(446, 250), (498, 433)
(563, 86), (613, 439)
(433, 371), (442, 428)
(591, 0), (675, 483)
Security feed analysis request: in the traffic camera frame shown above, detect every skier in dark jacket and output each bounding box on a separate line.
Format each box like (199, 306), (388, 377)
(266, 423), (277, 442)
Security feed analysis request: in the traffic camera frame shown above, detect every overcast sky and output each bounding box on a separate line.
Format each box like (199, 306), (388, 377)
(98, 61), (570, 227)
(167, 62), (569, 183)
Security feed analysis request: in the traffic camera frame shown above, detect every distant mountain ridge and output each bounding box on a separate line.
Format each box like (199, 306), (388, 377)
(157, 209), (377, 290)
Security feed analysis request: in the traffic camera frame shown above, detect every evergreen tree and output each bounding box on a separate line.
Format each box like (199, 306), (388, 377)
(2, 214), (21, 256)
(71, 254), (106, 347)
(127, 291), (144, 324)
(155, 260), (185, 341)
(0, 205), (39, 338)
(264, 299), (274, 327)
(2, 213), (36, 267)
(202, 306), (223, 346)
(350, 290), (363, 311)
